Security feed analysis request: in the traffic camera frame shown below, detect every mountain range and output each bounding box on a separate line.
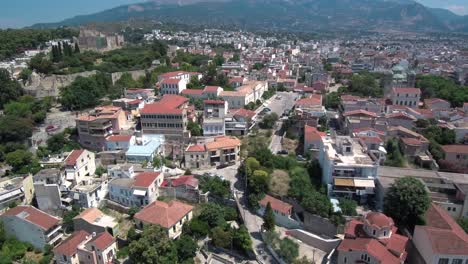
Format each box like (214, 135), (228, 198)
(31, 0), (468, 33)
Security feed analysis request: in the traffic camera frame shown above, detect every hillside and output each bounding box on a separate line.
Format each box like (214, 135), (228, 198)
(31, 0), (468, 33)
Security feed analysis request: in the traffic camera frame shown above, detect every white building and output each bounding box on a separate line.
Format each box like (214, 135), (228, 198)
(108, 172), (163, 207)
(64, 149), (96, 185)
(319, 135), (380, 202)
(203, 100), (228, 136)
(390, 87), (421, 109)
(71, 178), (108, 208)
(160, 78), (187, 95)
(413, 203), (468, 264)
(220, 81), (268, 109)
(257, 195), (299, 229)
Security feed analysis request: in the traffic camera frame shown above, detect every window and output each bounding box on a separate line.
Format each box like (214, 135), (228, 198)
(438, 259), (449, 264)
(383, 231), (387, 236)
(452, 260), (463, 264)
(372, 229), (376, 236)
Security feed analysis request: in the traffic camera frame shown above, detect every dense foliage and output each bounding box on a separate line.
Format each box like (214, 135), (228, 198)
(342, 71), (383, 97)
(416, 75), (468, 107)
(0, 69), (23, 109)
(60, 73), (113, 110)
(384, 176), (430, 229)
(0, 28), (78, 60)
(384, 139), (405, 167)
(198, 175), (231, 198)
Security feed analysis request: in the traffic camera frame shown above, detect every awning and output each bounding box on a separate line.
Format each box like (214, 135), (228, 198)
(334, 178), (355, 187)
(73, 193), (80, 200)
(354, 179), (375, 188)
(133, 190), (147, 196)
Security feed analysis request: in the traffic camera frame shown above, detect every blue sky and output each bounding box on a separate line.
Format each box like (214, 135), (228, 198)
(0, 0), (467, 28)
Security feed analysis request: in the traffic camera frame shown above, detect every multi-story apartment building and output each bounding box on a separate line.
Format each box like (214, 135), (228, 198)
(76, 106), (128, 151)
(341, 95), (383, 114)
(140, 95), (190, 139)
(53, 231), (117, 264)
(203, 100), (228, 136)
(185, 136), (241, 169)
(318, 135), (380, 202)
(160, 78), (187, 95)
(1, 206), (63, 249)
(157, 71), (191, 83)
(64, 149), (96, 185)
(390, 87), (421, 109)
(134, 200), (193, 239)
(108, 172), (163, 207)
(441, 145), (468, 169)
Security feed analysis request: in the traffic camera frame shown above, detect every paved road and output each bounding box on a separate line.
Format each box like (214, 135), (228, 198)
(263, 91), (300, 154)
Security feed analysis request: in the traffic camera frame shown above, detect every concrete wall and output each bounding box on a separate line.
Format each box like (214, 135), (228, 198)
(111, 70), (148, 85)
(303, 212), (338, 238)
(286, 229), (341, 253)
(1, 215), (47, 249)
(159, 187), (202, 203)
(24, 71), (97, 98)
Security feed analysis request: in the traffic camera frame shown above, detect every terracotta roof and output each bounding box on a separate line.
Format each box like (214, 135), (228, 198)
(341, 95), (363, 102)
(134, 200), (193, 228)
(161, 78), (182, 85)
(304, 125), (324, 142)
(107, 135), (132, 142)
(358, 136), (383, 144)
(392, 87), (421, 94)
(65, 149), (84, 166)
(232, 108), (256, 119)
(295, 95), (322, 107)
(159, 71), (186, 79)
(181, 89), (204, 95)
(53, 230), (89, 256)
(205, 136), (241, 151)
(204, 100), (225, 105)
(441, 144), (468, 154)
(387, 112), (416, 120)
(259, 195), (292, 215)
(87, 232), (115, 250)
(365, 212), (394, 228)
(73, 208), (103, 223)
(186, 144), (206, 152)
(2, 206), (60, 230)
(353, 127), (385, 136)
(161, 175), (199, 188)
(141, 95), (189, 114)
(344, 109), (378, 118)
(133, 172), (161, 188)
(418, 203), (468, 255)
(203, 86), (221, 92)
(401, 137), (425, 146)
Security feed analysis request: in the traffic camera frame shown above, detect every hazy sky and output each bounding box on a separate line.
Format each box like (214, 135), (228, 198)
(0, 0), (467, 28)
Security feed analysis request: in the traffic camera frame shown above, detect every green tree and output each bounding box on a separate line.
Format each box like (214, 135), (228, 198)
(277, 238), (299, 263)
(128, 207), (140, 219)
(346, 72), (382, 97)
(129, 225), (177, 264)
(231, 53), (240, 62)
(62, 206), (81, 233)
(152, 156), (164, 169)
(29, 53), (53, 74)
(187, 120), (203, 137)
(384, 176), (430, 228)
(338, 198), (357, 216)
(384, 139), (405, 167)
(457, 218), (468, 233)
(198, 203), (226, 228)
(262, 202), (276, 231)
(74, 43), (80, 54)
(259, 113), (279, 129)
(174, 235), (198, 262)
(211, 226), (232, 248)
(233, 225), (253, 253)
(183, 217), (210, 239)
(5, 150), (33, 173)
(46, 133), (68, 153)
(249, 170), (270, 195)
(213, 54), (225, 66)
(187, 76), (203, 89)
(60, 75), (106, 110)
(325, 91), (341, 109)
(0, 69), (23, 109)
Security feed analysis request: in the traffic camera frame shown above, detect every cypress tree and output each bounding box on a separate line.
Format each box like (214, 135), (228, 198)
(74, 43), (80, 54)
(262, 202), (276, 231)
(57, 42), (63, 60)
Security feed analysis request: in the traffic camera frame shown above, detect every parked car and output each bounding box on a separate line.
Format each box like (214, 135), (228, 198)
(276, 150), (289, 155)
(297, 155), (306, 161)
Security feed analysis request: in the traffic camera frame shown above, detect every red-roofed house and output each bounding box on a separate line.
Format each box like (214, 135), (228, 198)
(258, 195), (299, 228)
(140, 94), (190, 139)
(160, 76), (187, 95)
(390, 87), (421, 109)
(64, 149), (96, 184)
(424, 98), (451, 111)
(1, 205), (63, 249)
(337, 212), (409, 264)
(441, 145), (468, 168)
(108, 172), (163, 207)
(304, 125), (325, 155)
(134, 200), (194, 239)
(343, 110), (378, 133)
(412, 203), (468, 264)
(105, 134), (134, 151)
(53, 231), (117, 264)
(181, 88), (204, 99)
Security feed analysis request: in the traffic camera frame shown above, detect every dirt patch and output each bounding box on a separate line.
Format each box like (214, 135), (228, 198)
(269, 169), (290, 197)
(282, 137), (298, 154)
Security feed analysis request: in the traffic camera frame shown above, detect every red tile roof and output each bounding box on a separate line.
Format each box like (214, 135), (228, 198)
(231, 108), (256, 119)
(161, 78), (182, 85)
(161, 175), (198, 188)
(141, 94), (188, 115)
(401, 137), (425, 146)
(392, 87), (421, 94)
(204, 100), (225, 105)
(304, 125), (324, 142)
(87, 232), (115, 250)
(338, 238), (404, 264)
(159, 71), (186, 79)
(53, 230), (89, 256)
(2, 206), (60, 230)
(358, 136), (383, 144)
(203, 86), (221, 92)
(186, 144), (206, 152)
(344, 109), (378, 118)
(295, 95), (322, 107)
(387, 112), (416, 120)
(418, 203), (468, 255)
(365, 212), (394, 228)
(73, 208), (104, 223)
(259, 195), (292, 215)
(441, 144), (468, 154)
(134, 200), (193, 228)
(181, 89), (204, 95)
(133, 172), (161, 188)
(107, 135), (132, 142)
(65, 149), (84, 166)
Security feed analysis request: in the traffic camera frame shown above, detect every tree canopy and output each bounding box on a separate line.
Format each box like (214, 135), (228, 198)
(416, 75), (468, 107)
(0, 69), (23, 109)
(384, 176), (430, 228)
